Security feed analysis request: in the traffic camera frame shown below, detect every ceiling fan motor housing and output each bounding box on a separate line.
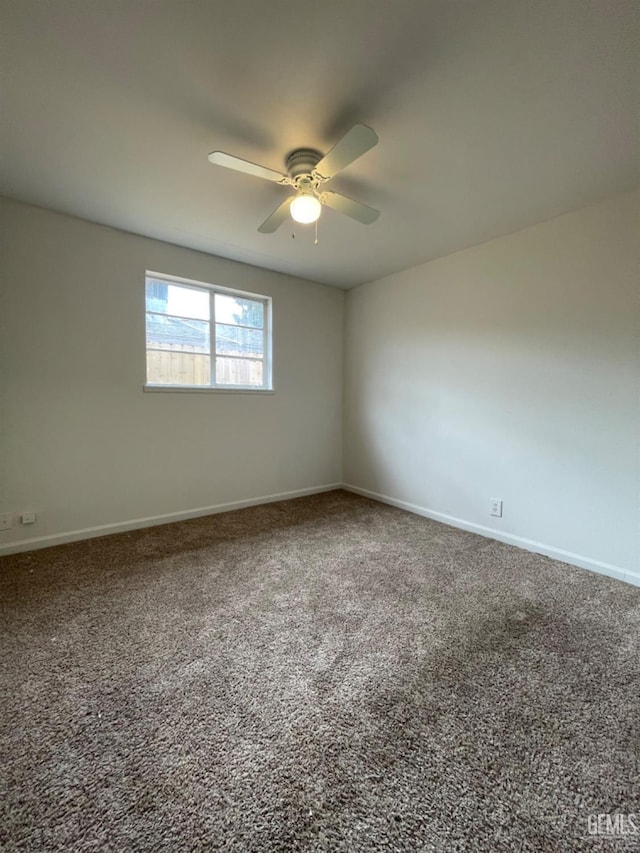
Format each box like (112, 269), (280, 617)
(286, 148), (322, 181)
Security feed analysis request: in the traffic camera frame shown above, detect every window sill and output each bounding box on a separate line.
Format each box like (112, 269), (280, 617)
(143, 384), (274, 395)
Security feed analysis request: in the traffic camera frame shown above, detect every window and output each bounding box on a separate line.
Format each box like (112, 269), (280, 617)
(144, 272), (272, 390)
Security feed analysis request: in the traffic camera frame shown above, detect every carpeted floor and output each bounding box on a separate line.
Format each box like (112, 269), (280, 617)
(1, 490), (638, 852)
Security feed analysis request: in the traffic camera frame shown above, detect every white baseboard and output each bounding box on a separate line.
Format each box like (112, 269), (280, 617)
(342, 483), (640, 589)
(4, 482), (638, 590)
(0, 483), (342, 556)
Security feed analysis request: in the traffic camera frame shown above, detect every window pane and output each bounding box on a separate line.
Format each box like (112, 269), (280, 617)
(215, 324), (263, 357)
(216, 357), (263, 387)
(215, 294), (263, 328)
(146, 280), (168, 306)
(146, 280), (209, 320)
(147, 351), (211, 385)
(146, 314), (210, 353)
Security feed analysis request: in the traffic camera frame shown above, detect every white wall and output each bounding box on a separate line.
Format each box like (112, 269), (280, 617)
(344, 191), (640, 585)
(0, 198), (344, 552)
(3, 192), (638, 585)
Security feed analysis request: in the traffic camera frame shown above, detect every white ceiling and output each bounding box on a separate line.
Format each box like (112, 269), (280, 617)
(1, 0), (638, 288)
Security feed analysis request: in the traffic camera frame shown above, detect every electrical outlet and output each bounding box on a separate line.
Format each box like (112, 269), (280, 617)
(0, 512), (13, 531)
(489, 499), (503, 518)
(21, 511), (36, 525)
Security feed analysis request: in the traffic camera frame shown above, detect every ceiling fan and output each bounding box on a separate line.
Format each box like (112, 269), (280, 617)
(208, 124), (380, 233)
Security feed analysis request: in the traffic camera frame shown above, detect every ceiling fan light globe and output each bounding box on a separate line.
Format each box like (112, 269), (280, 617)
(290, 194), (321, 224)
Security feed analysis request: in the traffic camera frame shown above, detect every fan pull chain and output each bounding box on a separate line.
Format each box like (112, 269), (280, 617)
(291, 221), (295, 239)
(314, 219), (318, 245)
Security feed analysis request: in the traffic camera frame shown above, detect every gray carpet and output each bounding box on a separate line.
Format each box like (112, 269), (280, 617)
(1, 490), (638, 852)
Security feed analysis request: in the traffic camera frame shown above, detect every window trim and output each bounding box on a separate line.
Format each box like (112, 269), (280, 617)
(143, 270), (273, 392)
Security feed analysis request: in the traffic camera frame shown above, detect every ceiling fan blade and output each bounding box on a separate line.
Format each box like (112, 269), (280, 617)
(258, 198), (292, 233)
(314, 124), (378, 179)
(321, 191), (380, 225)
(208, 151), (289, 184)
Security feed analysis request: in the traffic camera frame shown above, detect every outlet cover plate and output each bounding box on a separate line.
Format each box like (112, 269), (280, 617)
(490, 499), (503, 518)
(0, 512), (13, 530)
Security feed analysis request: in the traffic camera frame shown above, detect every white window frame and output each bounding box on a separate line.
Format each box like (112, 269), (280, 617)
(143, 271), (273, 393)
